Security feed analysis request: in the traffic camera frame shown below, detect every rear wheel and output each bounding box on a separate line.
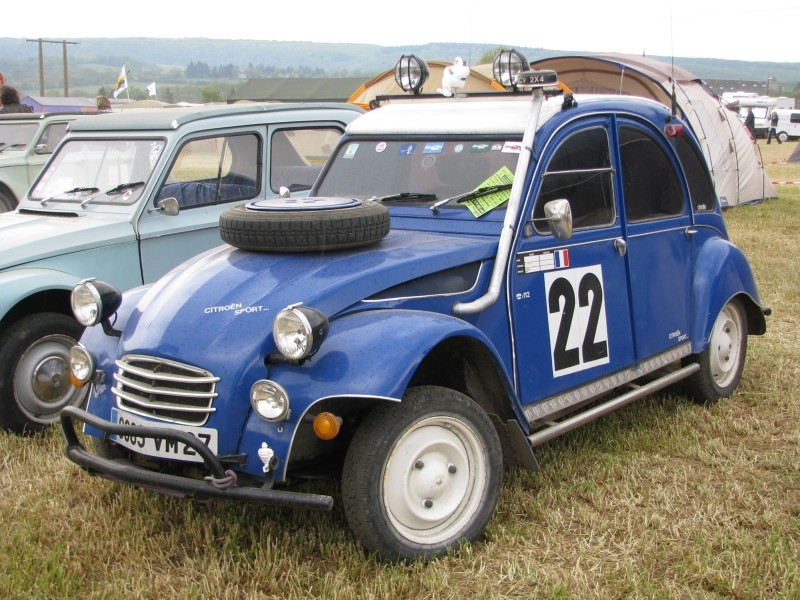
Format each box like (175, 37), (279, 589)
(0, 313), (88, 435)
(682, 299), (747, 404)
(341, 386), (503, 561)
(777, 131), (789, 143)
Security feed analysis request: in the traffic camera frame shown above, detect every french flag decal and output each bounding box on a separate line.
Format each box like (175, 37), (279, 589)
(554, 249), (570, 268)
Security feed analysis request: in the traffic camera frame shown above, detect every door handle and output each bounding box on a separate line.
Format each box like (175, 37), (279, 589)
(684, 227), (698, 238)
(613, 238), (627, 256)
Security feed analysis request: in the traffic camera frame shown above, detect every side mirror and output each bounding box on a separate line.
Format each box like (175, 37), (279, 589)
(149, 196), (180, 216)
(526, 199), (573, 240)
(33, 144), (51, 155)
(278, 186), (291, 198)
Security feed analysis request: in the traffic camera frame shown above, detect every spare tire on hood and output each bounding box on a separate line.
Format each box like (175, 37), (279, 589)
(219, 196), (390, 252)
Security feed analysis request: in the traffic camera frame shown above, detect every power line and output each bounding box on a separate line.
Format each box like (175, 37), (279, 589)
(26, 38), (79, 96)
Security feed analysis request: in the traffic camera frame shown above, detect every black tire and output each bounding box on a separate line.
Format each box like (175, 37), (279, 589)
(0, 313), (88, 435)
(0, 188), (16, 213)
(219, 198), (389, 252)
(681, 298), (747, 404)
(341, 386), (503, 561)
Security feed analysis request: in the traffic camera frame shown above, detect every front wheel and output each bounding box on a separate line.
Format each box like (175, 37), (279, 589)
(0, 313), (88, 435)
(682, 299), (747, 404)
(341, 386), (503, 561)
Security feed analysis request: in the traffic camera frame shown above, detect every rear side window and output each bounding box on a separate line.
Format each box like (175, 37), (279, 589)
(533, 126), (615, 232)
(619, 126), (684, 221)
(674, 135), (716, 212)
(159, 133), (260, 209)
(37, 122), (70, 154)
(270, 128), (344, 193)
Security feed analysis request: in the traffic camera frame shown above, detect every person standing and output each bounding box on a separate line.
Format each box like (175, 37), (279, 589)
(766, 110), (782, 144)
(744, 107), (756, 140)
(0, 85), (32, 113)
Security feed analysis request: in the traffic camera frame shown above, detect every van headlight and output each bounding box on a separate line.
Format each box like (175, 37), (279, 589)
(71, 278), (122, 327)
(251, 380), (290, 421)
(272, 304), (329, 361)
(69, 344), (94, 387)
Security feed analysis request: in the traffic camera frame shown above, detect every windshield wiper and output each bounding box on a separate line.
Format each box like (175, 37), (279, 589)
(430, 183), (513, 214)
(0, 143), (26, 154)
(373, 192), (438, 203)
(39, 187), (100, 206)
(80, 181), (145, 207)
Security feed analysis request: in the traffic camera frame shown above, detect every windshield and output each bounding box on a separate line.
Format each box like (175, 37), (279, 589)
(0, 123), (39, 152)
(29, 138), (164, 205)
(316, 139), (521, 216)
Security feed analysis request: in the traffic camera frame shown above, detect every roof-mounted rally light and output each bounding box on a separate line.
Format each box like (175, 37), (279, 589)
(492, 49), (530, 90)
(394, 54), (429, 95)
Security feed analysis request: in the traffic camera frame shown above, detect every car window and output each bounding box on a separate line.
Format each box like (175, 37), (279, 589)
(269, 128), (345, 193)
(674, 135), (716, 212)
(619, 126), (684, 222)
(37, 122), (70, 154)
(0, 122), (38, 150)
(158, 133), (260, 209)
(533, 126), (615, 232)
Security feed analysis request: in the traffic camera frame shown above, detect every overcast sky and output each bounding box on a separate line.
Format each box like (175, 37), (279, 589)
(14, 0), (800, 63)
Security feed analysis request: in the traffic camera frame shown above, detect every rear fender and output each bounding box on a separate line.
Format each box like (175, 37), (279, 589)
(691, 238), (767, 352)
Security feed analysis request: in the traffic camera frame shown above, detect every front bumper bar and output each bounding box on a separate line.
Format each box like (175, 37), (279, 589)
(60, 406), (333, 511)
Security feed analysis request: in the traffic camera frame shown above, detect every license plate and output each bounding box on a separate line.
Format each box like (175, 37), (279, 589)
(110, 408), (218, 463)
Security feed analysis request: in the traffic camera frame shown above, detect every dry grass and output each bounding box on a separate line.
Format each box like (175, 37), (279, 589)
(1, 143), (799, 599)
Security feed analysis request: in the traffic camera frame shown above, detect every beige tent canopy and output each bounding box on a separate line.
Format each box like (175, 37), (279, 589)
(348, 61), (505, 109)
(528, 54), (775, 207)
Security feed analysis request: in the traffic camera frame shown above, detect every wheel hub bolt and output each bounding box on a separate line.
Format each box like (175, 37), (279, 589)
(414, 460), (424, 470)
(422, 499), (433, 508)
(448, 464), (457, 474)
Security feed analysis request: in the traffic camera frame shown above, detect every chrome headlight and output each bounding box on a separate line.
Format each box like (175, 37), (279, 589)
(71, 278), (122, 327)
(250, 380), (290, 421)
(272, 304), (329, 361)
(69, 344), (94, 387)
(492, 49), (529, 89)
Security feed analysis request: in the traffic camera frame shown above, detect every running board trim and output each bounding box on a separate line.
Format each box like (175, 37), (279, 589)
(526, 362), (700, 448)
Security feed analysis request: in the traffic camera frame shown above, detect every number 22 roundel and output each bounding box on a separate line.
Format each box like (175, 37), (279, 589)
(544, 265), (610, 377)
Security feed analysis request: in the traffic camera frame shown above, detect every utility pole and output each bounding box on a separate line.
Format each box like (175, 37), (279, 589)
(26, 38), (79, 96)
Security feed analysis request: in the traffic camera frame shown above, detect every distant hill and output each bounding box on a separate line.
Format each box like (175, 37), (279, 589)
(2, 37), (799, 100)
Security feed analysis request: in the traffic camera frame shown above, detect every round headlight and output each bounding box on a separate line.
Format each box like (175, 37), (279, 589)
(69, 344), (94, 386)
(394, 54), (429, 94)
(250, 380), (290, 421)
(272, 305), (329, 361)
(492, 49), (530, 89)
(71, 279), (122, 327)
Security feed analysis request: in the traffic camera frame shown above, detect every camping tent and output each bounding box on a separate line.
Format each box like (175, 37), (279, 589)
(347, 61), (504, 109)
(789, 143), (800, 163)
(527, 54), (776, 207)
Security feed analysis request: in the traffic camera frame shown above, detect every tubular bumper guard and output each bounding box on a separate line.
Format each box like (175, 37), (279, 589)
(60, 406), (333, 511)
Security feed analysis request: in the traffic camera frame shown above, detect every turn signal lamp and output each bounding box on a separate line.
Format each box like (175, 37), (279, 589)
(69, 345), (94, 388)
(665, 123), (685, 138)
(312, 412), (341, 440)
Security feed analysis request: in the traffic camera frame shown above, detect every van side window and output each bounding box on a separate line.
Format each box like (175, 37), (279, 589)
(674, 135), (716, 212)
(533, 126), (615, 232)
(619, 126), (684, 221)
(158, 133), (260, 209)
(270, 128), (344, 193)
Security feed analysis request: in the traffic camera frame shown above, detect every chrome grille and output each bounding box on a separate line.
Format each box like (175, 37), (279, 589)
(113, 355), (219, 426)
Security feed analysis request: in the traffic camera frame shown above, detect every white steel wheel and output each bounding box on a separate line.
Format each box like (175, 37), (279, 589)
(342, 386), (503, 561)
(682, 298), (748, 404)
(383, 414), (487, 545)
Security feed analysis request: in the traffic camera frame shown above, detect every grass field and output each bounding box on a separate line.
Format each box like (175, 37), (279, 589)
(1, 142), (798, 599)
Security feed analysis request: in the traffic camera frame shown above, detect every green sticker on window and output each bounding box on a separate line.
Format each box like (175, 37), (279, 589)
(464, 165), (514, 218)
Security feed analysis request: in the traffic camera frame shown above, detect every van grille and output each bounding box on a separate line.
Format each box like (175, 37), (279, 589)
(113, 355), (219, 426)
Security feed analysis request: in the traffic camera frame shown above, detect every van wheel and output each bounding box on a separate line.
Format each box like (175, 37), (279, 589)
(681, 299), (747, 404)
(0, 313), (88, 435)
(0, 188), (15, 212)
(341, 386), (503, 561)
(777, 131), (789, 143)
(219, 197), (389, 252)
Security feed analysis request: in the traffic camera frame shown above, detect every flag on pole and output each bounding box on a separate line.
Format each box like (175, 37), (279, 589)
(112, 65), (128, 98)
(147, 82), (157, 98)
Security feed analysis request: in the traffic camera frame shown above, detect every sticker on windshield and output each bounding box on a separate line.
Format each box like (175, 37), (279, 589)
(343, 143), (359, 159)
(399, 143), (416, 156)
(375, 141), (387, 153)
(149, 143), (163, 168)
(470, 143), (490, 153)
(502, 142), (523, 154)
(423, 142), (444, 154)
(544, 265), (610, 377)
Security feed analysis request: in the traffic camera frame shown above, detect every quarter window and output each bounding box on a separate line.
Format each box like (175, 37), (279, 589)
(270, 128), (344, 193)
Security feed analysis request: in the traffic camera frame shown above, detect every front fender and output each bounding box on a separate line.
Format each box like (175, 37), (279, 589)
(0, 267), (80, 322)
(692, 238), (767, 352)
(270, 308), (511, 403)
